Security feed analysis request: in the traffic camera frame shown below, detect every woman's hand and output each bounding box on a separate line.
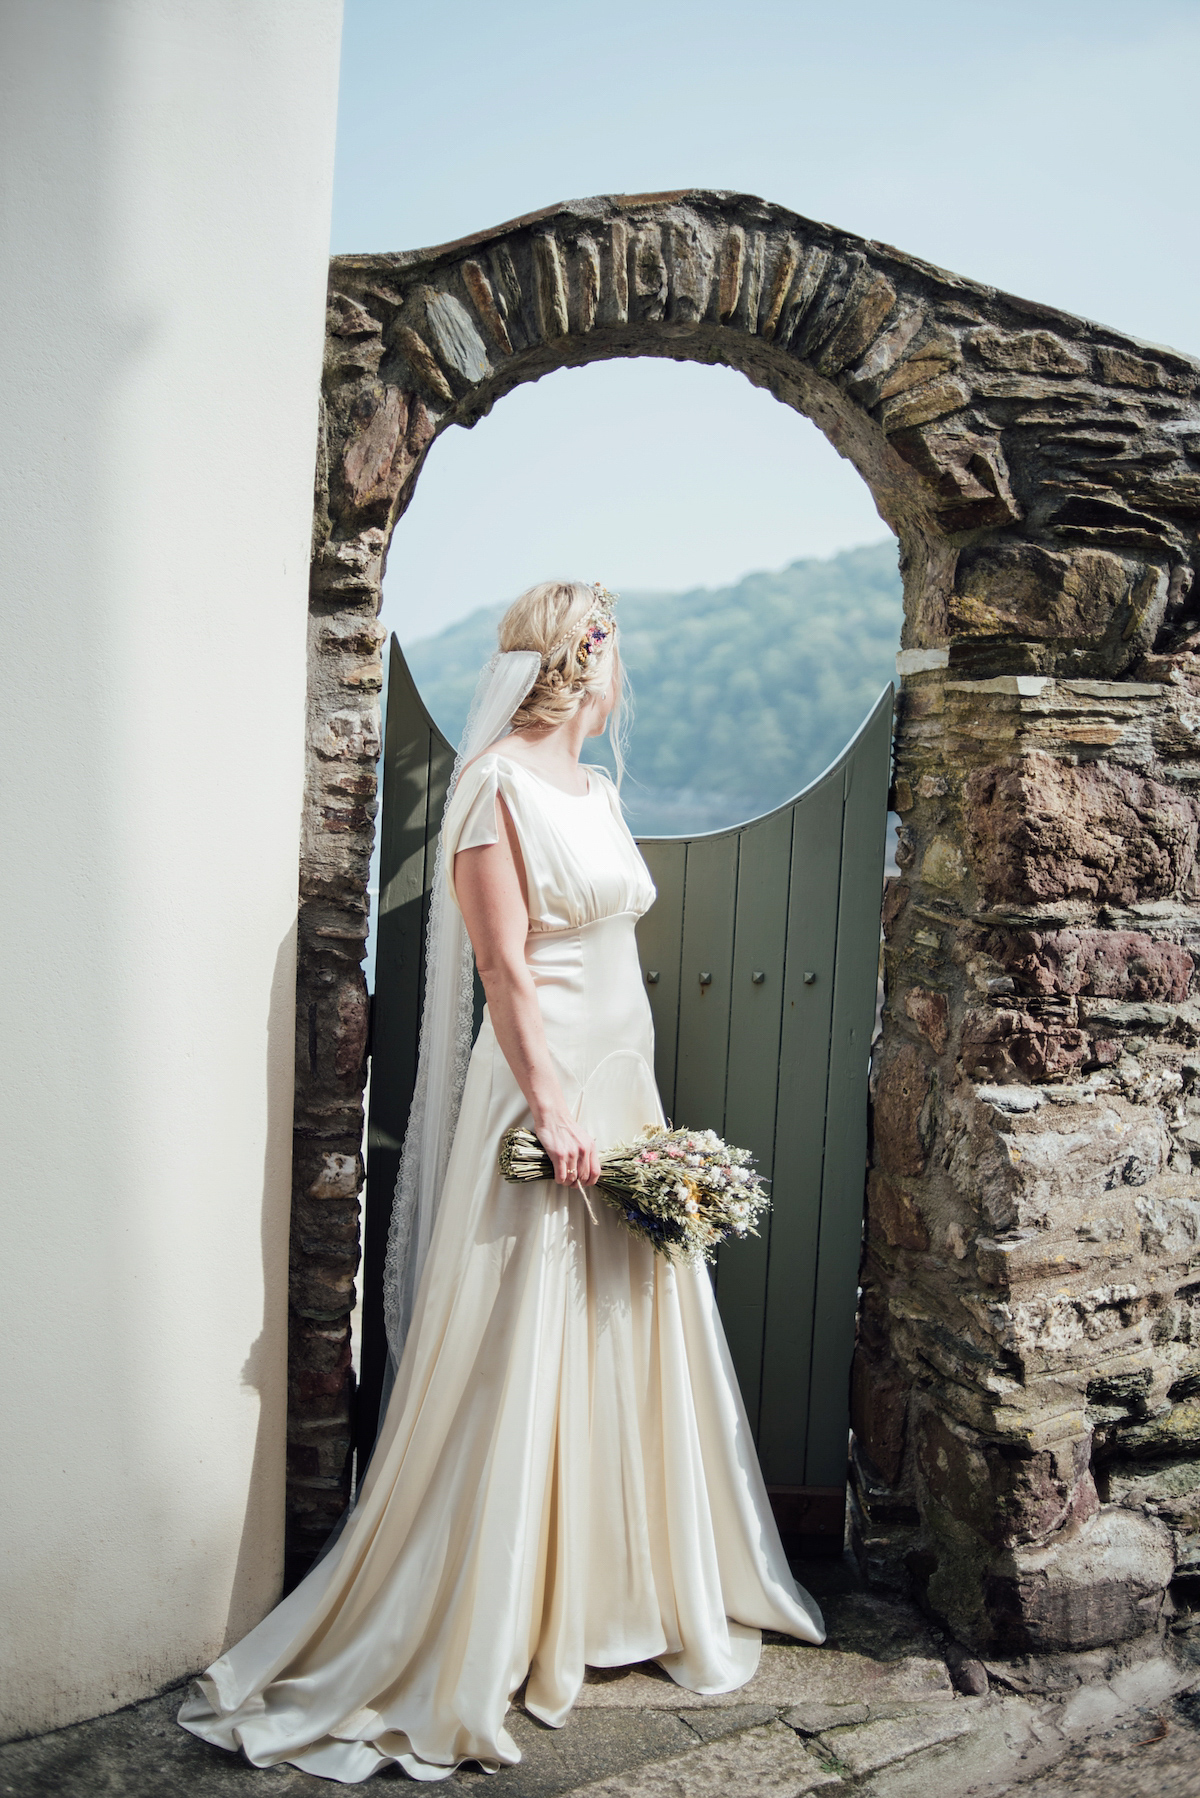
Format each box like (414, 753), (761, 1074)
(533, 1112), (600, 1189)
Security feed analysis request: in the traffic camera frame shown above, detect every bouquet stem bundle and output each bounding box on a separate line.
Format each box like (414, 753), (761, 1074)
(498, 1123), (769, 1263)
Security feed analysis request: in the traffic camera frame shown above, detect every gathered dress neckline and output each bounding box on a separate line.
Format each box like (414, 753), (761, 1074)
(487, 751), (596, 801)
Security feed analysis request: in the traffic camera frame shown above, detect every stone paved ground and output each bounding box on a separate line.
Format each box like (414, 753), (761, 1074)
(1007, 1692), (1200, 1798)
(3, 1557), (1198, 1798)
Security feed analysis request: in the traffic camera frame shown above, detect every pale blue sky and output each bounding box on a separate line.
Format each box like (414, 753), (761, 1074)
(332, 0), (1200, 638)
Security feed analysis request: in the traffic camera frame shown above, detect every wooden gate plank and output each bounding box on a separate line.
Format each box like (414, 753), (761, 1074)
(719, 807), (792, 1431)
(673, 834), (738, 1135)
(666, 831), (740, 1382)
(805, 689), (894, 1486)
(634, 839), (686, 1123)
(756, 768), (843, 1483)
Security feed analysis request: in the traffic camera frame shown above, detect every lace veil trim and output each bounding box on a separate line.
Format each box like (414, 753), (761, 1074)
(382, 649), (541, 1370)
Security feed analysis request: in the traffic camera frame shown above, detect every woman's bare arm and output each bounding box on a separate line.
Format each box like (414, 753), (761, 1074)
(454, 799), (599, 1188)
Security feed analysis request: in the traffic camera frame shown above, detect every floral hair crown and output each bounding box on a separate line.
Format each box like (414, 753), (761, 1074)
(549, 582), (618, 669)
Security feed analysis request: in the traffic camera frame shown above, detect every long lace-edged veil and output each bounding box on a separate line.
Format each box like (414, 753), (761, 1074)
(381, 648), (541, 1383)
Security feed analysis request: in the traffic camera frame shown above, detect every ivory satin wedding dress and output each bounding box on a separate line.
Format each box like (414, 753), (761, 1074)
(180, 753), (824, 1782)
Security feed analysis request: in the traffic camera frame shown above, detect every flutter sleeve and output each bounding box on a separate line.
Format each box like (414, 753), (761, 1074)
(441, 755), (504, 910)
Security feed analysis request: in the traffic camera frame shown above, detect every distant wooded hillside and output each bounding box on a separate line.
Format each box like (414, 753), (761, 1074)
(401, 538), (903, 835)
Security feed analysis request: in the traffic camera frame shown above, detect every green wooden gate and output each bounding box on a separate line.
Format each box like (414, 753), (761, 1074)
(360, 636), (893, 1536)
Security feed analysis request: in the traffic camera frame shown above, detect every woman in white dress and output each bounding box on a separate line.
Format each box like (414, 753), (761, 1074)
(179, 581), (824, 1783)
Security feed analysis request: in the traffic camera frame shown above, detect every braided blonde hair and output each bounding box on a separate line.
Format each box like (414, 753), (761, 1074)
(496, 582), (629, 787)
(499, 580), (624, 753)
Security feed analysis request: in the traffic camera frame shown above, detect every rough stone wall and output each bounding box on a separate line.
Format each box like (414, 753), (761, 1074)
(294, 191), (1200, 1642)
(287, 485), (385, 1562)
(860, 667), (1200, 1653)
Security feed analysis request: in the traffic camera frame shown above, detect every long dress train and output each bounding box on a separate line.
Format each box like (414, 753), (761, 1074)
(179, 753), (824, 1782)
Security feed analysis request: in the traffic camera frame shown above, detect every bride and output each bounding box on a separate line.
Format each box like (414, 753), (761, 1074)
(179, 580), (824, 1782)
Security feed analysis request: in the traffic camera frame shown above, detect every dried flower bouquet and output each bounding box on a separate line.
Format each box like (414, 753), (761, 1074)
(497, 1123), (769, 1263)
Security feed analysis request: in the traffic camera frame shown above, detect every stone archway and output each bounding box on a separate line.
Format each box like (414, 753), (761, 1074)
(291, 190), (1200, 1650)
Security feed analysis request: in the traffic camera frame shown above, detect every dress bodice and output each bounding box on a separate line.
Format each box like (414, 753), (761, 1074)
(442, 753), (656, 932)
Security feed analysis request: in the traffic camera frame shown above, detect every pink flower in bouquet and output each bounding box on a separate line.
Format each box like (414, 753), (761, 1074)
(639, 1150), (660, 1162)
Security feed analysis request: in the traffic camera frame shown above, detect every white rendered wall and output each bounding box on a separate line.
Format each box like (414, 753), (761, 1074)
(0, 0), (343, 1738)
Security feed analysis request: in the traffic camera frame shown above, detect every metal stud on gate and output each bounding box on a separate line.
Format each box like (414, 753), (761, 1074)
(698, 971), (712, 987)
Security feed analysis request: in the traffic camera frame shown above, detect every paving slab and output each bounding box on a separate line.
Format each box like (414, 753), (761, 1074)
(558, 1720), (842, 1797)
(574, 1647), (951, 1712)
(1003, 1690), (1200, 1798)
(787, 1701), (870, 1733)
(1051, 1652), (1189, 1739)
(817, 1704), (972, 1777)
(853, 1698), (1045, 1798)
(670, 1704), (778, 1743)
(1107, 1654), (1187, 1710)
(1055, 1684), (1124, 1737)
(458, 1708), (699, 1798)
